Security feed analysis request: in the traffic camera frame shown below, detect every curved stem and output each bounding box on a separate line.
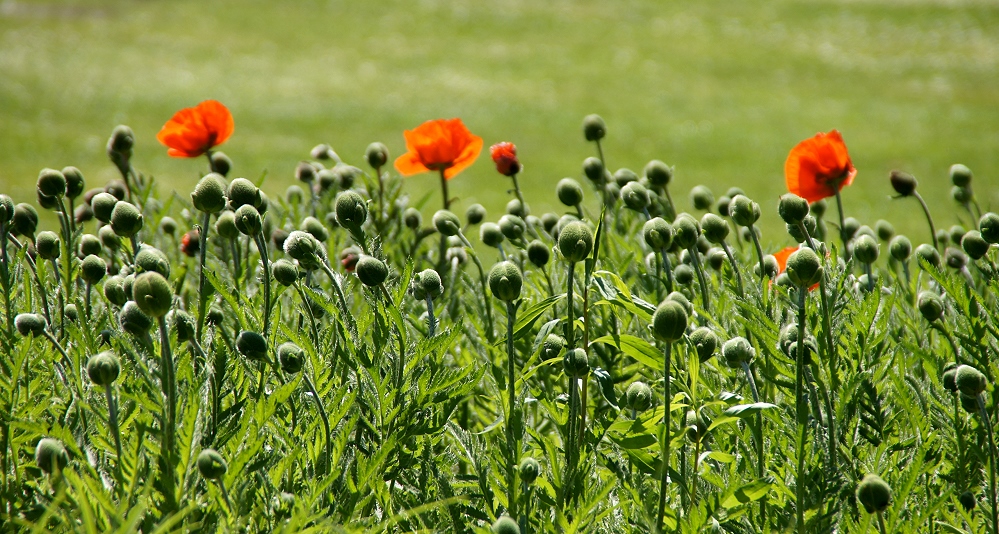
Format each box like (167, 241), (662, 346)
(195, 211), (212, 342)
(656, 342), (673, 533)
(458, 233), (495, 341)
(319, 261), (359, 341)
(302, 372), (332, 473)
(912, 191), (939, 252)
(749, 225), (766, 282)
(0, 222), (12, 339)
(294, 283), (321, 349)
(721, 240), (744, 297)
(659, 249), (675, 294)
(687, 246), (711, 314)
(253, 233), (272, 335)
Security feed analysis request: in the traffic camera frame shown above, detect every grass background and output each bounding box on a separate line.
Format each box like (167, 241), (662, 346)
(1, 0), (997, 244)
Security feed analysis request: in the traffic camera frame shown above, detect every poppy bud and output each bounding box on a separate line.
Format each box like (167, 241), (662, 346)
(110, 202), (143, 238)
(36, 190), (58, 211)
(270, 259), (298, 287)
(488, 261), (523, 302)
(35, 231), (61, 260)
(132, 272), (173, 318)
(81, 254), (107, 285)
(297, 217), (326, 243)
(856, 474), (892, 513)
(874, 220), (894, 242)
(952, 186), (972, 204)
(889, 170), (917, 197)
(74, 203), (93, 225)
(135, 246), (171, 278)
(413, 269), (444, 300)
(672, 214), (700, 249)
(492, 515), (521, 534)
(689, 185), (714, 211)
(103, 180), (126, 201)
(626, 381), (654, 413)
(295, 161), (316, 184)
(961, 231), (989, 260)
(959, 491), (977, 511)
(913, 243), (939, 269)
(778, 194), (809, 226)
(956, 364), (988, 398)
(284, 185), (305, 205)
(480, 223), (505, 248)
(86, 351), (120, 386)
(316, 169), (336, 192)
(75, 235), (100, 258)
(715, 195), (731, 217)
(490, 142), (520, 176)
(582, 157), (605, 183)
(652, 300), (687, 343)
(729, 195), (761, 227)
(103, 276), (127, 307)
(197, 449), (228, 480)
(192, 174), (227, 214)
(674, 263), (694, 285)
(700, 213), (729, 244)
(154, 217), (177, 238)
(685, 410), (709, 442)
(62, 166), (85, 199)
(354, 255), (388, 287)
(557, 221), (593, 263)
(621, 181), (651, 212)
(557, 178), (584, 207)
(94, 228), (117, 254)
(0, 195), (13, 225)
(37, 168), (67, 198)
(684, 327), (717, 362)
(942, 363), (958, 392)
(853, 235), (879, 264)
(753, 254), (777, 279)
(107, 124), (134, 157)
(213, 211), (237, 240)
(360, 141), (389, 170)
(397, 207), (421, 230)
(62, 303), (78, 323)
(119, 301), (153, 336)
(234, 330), (267, 361)
(519, 457), (541, 485)
(433, 210), (462, 237)
(945, 247), (968, 270)
(233, 204), (261, 236)
(12, 203), (38, 237)
(179, 229), (200, 257)
(35, 438), (69, 475)
(308, 143), (336, 161)
(980, 213), (999, 244)
(644, 160), (673, 187)
(563, 348), (589, 378)
(277, 342), (305, 374)
(916, 291), (943, 322)
(227, 178), (261, 209)
(949, 225), (967, 247)
(643, 218), (672, 250)
(541, 334), (566, 361)
(722, 337), (754, 367)
(943, 163), (973, 188)
(208, 151), (231, 176)
(14, 313), (47, 337)
(122, 274), (135, 297)
(540, 213), (559, 236)
(499, 214), (526, 241)
(786, 247), (823, 288)
(91, 193), (118, 224)
(334, 191), (368, 232)
(169, 310), (196, 342)
(582, 114), (606, 142)
(460, 204), (485, 226)
(526, 240), (550, 267)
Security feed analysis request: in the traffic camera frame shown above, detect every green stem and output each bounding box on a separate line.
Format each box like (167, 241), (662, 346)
(688, 246), (711, 313)
(978, 395), (999, 534)
(795, 288), (807, 534)
(0, 222), (12, 340)
(105, 386), (123, 485)
(656, 342), (673, 534)
(912, 191), (939, 252)
(506, 301), (519, 520)
(659, 249), (675, 294)
(319, 261), (359, 342)
(721, 240), (744, 297)
(195, 211), (212, 342)
(876, 510), (887, 534)
(302, 373), (332, 474)
(566, 262), (576, 348)
(458, 233), (495, 341)
(157, 315), (178, 513)
(834, 189), (849, 256)
(294, 283), (321, 349)
(253, 233), (272, 335)
(749, 225), (766, 282)
(953, 393), (966, 493)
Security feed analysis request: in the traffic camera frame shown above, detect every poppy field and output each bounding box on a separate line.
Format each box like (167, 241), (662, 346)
(0, 95), (998, 534)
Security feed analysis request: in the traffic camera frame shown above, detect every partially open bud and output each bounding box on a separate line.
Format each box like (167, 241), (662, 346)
(778, 194), (809, 226)
(563, 348), (589, 378)
(980, 213), (999, 244)
(86, 351), (120, 386)
(228, 178), (261, 209)
(557, 221), (593, 263)
(492, 515), (521, 534)
(35, 438), (69, 475)
(135, 246), (171, 278)
(334, 191), (368, 232)
(236, 331), (268, 361)
(519, 457), (541, 485)
(480, 223), (505, 248)
(722, 336), (754, 367)
(15, 313), (47, 337)
(277, 342), (305, 374)
(890, 171), (917, 197)
(132, 272), (173, 318)
(672, 214), (700, 249)
(689, 185), (714, 211)
(582, 114), (606, 142)
(853, 235), (879, 264)
(433, 210), (462, 237)
(110, 202), (143, 238)
(625, 381), (654, 412)
(956, 364), (988, 397)
(488, 261), (523, 302)
(81, 254), (107, 285)
(119, 301), (153, 336)
(355, 255), (388, 287)
(37, 168), (67, 198)
(35, 231), (61, 260)
(643, 218), (672, 250)
(644, 160), (673, 187)
(271, 259), (299, 286)
(786, 247), (822, 287)
(12, 203), (39, 237)
(856, 474), (892, 513)
(557, 178), (584, 207)
(652, 300), (687, 343)
(729, 195), (761, 227)
(197, 449), (228, 480)
(689, 327), (718, 362)
(527, 240), (550, 267)
(700, 213), (729, 244)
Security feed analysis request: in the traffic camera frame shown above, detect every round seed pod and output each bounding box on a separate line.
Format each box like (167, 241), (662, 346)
(197, 449), (228, 480)
(950, 164), (972, 187)
(81, 255), (107, 285)
(277, 342), (305, 374)
(283, 231), (324, 270)
(527, 240), (550, 267)
(980, 213), (999, 244)
(643, 218), (673, 250)
(652, 300), (687, 343)
(562, 348), (589, 378)
(61, 166), (84, 199)
(488, 261), (523, 302)
(300, 216), (328, 242)
(355, 255), (388, 287)
(157, 217), (178, 237)
(557, 221), (593, 263)
(271, 259), (299, 287)
(956, 365), (987, 397)
(674, 264), (694, 285)
(722, 336), (755, 367)
(402, 207), (423, 230)
(170, 310), (196, 342)
(716, 196), (731, 217)
(433, 210), (462, 237)
(334, 191), (368, 231)
(962, 231), (990, 260)
(778, 194), (809, 226)
(103, 276), (128, 307)
(889, 235), (912, 262)
(519, 457), (541, 485)
(132, 272), (173, 318)
(365, 142), (389, 169)
(644, 160), (673, 187)
(0, 195), (14, 225)
(236, 331), (268, 361)
(35, 438), (69, 474)
(952, 186), (972, 204)
(14, 313), (47, 337)
(86, 351), (120, 386)
(135, 246), (171, 278)
(37, 168), (67, 197)
(625, 381), (654, 413)
(480, 223), (505, 248)
(728, 195), (761, 227)
(685, 409), (709, 442)
(64, 304), (78, 323)
(915, 243), (940, 268)
(700, 213), (729, 244)
(192, 174), (227, 214)
(666, 291), (692, 317)
(689, 327), (719, 362)
(506, 199), (527, 218)
(492, 515), (521, 534)
(413, 269), (444, 300)
(210, 152), (232, 176)
(945, 247), (968, 270)
(119, 301), (153, 336)
(12, 203), (39, 237)
(35, 231), (61, 260)
(110, 202), (143, 238)
(582, 114), (606, 142)
(234, 204), (262, 236)
(582, 157), (604, 183)
(614, 168), (639, 187)
(672, 214), (700, 249)
(227, 178), (260, 209)
(762, 255), (779, 279)
(853, 235), (879, 264)
(622, 181), (651, 212)
(942, 364), (958, 393)
(856, 474), (892, 513)
(689, 185), (714, 211)
(786, 248), (823, 288)
(499, 214), (526, 241)
(557, 178), (584, 207)
(215, 211), (239, 240)
(465, 204), (486, 226)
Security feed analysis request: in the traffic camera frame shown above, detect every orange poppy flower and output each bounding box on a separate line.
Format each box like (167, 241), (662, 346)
(774, 245), (819, 291)
(394, 118), (483, 180)
(157, 100), (234, 158)
(490, 142), (521, 176)
(784, 130), (856, 203)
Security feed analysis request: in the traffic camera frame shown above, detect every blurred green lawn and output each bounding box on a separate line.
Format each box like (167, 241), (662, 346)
(1, 0), (997, 244)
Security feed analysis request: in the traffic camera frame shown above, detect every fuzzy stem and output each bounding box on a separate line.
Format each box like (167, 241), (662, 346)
(0, 222), (12, 339)
(105, 386), (123, 485)
(458, 233), (495, 341)
(195, 211), (212, 342)
(659, 249), (675, 294)
(505, 301), (519, 520)
(876, 510), (887, 534)
(912, 191), (939, 252)
(253, 233), (272, 335)
(834, 189), (849, 256)
(302, 372), (332, 473)
(721, 240), (744, 297)
(687, 245), (711, 313)
(978, 395), (999, 534)
(795, 288), (808, 534)
(319, 261), (359, 341)
(294, 283), (321, 349)
(656, 342), (673, 534)
(749, 225), (766, 282)
(566, 262), (576, 348)
(425, 295), (437, 338)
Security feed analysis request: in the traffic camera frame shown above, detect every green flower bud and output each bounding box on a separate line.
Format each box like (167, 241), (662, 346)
(80, 254), (107, 285)
(285, 185), (305, 204)
(685, 409), (709, 442)
(234, 204), (262, 236)
(475, 223), (503, 248)
(557, 221), (593, 263)
(98, 226), (119, 251)
(334, 165), (362, 190)
(86, 351), (120, 386)
(59, 167), (84, 200)
(316, 169), (336, 192)
(917, 291), (943, 322)
(962, 231), (990, 260)
(856, 474), (892, 513)
(948, 163), (971, 187)
(35, 231), (61, 260)
(214, 211), (238, 240)
(979, 213), (999, 244)
(875, 220), (894, 242)
(582, 114), (606, 142)
(942, 363), (958, 393)
(542, 334), (566, 361)
(64, 303), (78, 323)
(626, 381), (654, 412)
(652, 300), (687, 343)
(284, 231), (325, 270)
(722, 336), (755, 367)
(644, 160), (673, 187)
(107, 124), (134, 155)
(132, 272), (173, 318)
(506, 198), (527, 218)
(433, 210), (462, 237)
(728, 195), (760, 227)
(210, 151), (232, 176)
(786, 247), (822, 287)
(197, 449), (228, 480)
(300, 216), (328, 242)
(488, 261), (523, 302)
(689, 185), (714, 211)
(119, 301), (153, 336)
(621, 181), (651, 212)
(557, 178), (584, 207)
(236, 330), (268, 361)
(295, 161), (316, 184)
(761, 254), (779, 279)
(689, 327), (719, 363)
(674, 263), (694, 285)
(35, 438), (69, 474)
(563, 348), (589, 378)
(700, 213), (729, 244)
(413, 269), (444, 301)
(540, 213), (559, 235)
(888, 170), (916, 197)
(12, 203), (39, 237)
(0, 195), (13, 225)
(192, 173), (228, 213)
(949, 225), (967, 247)
(952, 185), (972, 204)
(155, 217), (177, 238)
(277, 342), (305, 374)
(364, 142), (389, 169)
(853, 235), (879, 264)
(14, 313), (47, 336)
(672, 214), (700, 249)
(271, 259), (299, 287)
(135, 246), (171, 278)
(959, 491), (976, 512)
(911, 244), (939, 270)
(37, 168), (67, 197)
(716, 195), (731, 217)
(121, 274), (135, 298)
(778, 194), (809, 225)
(492, 515), (521, 534)
(355, 255), (388, 287)
(526, 239), (551, 267)
(110, 202), (143, 238)
(227, 178), (261, 209)
(945, 247), (968, 270)
(400, 207), (422, 230)
(519, 457), (541, 485)
(582, 156), (605, 183)
(643, 218), (673, 250)
(464, 204), (486, 226)
(956, 364), (989, 397)
(170, 309), (196, 342)
(613, 168), (638, 187)
(103, 276), (127, 307)
(499, 214), (526, 241)
(36, 189), (58, 211)
(91, 194), (119, 225)
(334, 191), (368, 231)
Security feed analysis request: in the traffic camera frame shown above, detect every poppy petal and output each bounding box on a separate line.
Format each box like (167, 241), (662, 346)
(394, 151), (431, 176)
(444, 133), (483, 180)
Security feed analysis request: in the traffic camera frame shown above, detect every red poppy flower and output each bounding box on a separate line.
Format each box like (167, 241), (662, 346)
(394, 118), (483, 180)
(490, 142), (521, 176)
(157, 100), (234, 158)
(784, 130), (856, 203)
(180, 229), (200, 257)
(773, 245), (819, 291)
